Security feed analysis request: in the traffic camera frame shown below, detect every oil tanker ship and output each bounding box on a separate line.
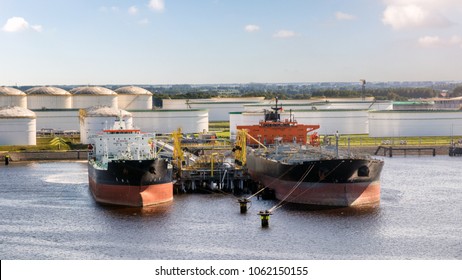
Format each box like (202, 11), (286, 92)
(87, 117), (173, 207)
(237, 99), (384, 207)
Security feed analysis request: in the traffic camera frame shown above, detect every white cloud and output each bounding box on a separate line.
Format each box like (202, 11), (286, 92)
(31, 25), (43, 32)
(418, 35), (442, 47)
(2, 17), (29, 32)
(273, 30), (297, 38)
(244, 24), (260, 32)
(335, 12), (356, 21)
(382, 0), (455, 29)
(2, 17), (42, 33)
(418, 35), (462, 47)
(149, 0), (165, 12)
(128, 6), (138, 16)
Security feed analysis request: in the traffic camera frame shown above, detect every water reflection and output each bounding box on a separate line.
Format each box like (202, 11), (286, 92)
(96, 201), (174, 218)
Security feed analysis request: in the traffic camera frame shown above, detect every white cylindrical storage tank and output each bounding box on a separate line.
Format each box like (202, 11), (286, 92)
(79, 106), (132, 144)
(229, 111), (264, 141)
(26, 86), (72, 109)
(368, 110), (462, 137)
(0, 87), (27, 108)
(34, 110), (80, 131)
(115, 86), (153, 110)
(294, 110), (368, 135)
(0, 106), (36, 145)
(188, 101), (261, 121)
(71, 86), (118, 109)
(130, 109), (208, 134)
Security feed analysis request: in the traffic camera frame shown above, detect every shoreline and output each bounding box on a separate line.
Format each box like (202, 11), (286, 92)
(1, 150), (88, 162)
(1, 145), (453, 162)
(348, 145), (450, 156)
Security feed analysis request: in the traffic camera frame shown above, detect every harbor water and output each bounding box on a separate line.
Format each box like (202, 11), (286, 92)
(0, 156), (461, 260)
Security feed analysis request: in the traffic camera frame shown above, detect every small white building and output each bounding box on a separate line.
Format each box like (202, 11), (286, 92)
(0, 106), (36, 145)
(0, 87), (27, 108)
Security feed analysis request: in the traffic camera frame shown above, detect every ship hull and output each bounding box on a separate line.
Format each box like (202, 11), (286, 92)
(88, 159), (173, 207)
(247, 153), (384, 207)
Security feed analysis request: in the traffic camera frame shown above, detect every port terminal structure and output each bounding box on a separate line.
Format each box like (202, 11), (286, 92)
(162, 128), (251, 194)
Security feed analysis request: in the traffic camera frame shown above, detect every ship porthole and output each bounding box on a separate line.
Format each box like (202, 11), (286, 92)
(358, 166), (370, 177)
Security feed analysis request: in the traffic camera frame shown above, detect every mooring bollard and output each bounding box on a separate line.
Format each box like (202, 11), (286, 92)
(258, 210), (272, 227)
(237, 198), (250, 213)
(5, 154), (10, 165)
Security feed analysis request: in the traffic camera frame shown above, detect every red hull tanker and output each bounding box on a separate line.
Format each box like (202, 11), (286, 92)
(87, 116), (173, 207)
(238, 98), (384, 207)
(246, 153), (383, 207)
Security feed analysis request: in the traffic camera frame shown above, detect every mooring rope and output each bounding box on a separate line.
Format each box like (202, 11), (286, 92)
(268, 164), (315, 212)
(270, 160), (345, 212)
(245, 164), (297, 200)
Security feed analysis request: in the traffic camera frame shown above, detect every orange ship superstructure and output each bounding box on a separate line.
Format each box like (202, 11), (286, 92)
(237, 98), (320, 146)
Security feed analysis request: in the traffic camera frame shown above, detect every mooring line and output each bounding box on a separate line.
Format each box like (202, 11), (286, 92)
(270, 161), (345, 212)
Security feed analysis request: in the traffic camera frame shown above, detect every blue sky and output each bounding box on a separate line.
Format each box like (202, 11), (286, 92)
(1, 0), (462, 85)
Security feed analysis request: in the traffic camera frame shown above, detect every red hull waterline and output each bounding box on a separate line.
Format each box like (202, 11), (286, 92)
(89, 177), (173, 207)
(256, 174), (381, 207)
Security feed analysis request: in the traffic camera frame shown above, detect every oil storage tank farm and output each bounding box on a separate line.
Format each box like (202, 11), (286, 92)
(71, 86), (118, 109)
(0, 106), (36, 145)
(115, 86), (153, 110)
(26, 86), (79, 132)
(0, 86), (27, 108)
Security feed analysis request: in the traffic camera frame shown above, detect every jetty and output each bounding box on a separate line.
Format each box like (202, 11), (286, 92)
(375, 146), (436, 157)
(449, 146), (462, 157)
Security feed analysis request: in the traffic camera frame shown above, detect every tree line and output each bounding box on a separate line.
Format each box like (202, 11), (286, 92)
(152, 86), (462, 101)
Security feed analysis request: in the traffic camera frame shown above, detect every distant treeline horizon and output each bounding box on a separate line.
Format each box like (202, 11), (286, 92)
(14, 82), (462, 101)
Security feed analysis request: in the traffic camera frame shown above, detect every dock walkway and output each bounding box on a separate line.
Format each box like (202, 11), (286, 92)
(374, 146), (436, 157)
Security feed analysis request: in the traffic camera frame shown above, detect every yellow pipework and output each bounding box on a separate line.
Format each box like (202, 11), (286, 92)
(172, 128), (184, 169)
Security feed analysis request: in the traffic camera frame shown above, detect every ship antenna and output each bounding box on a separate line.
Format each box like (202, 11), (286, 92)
(270, 97), (282, 122)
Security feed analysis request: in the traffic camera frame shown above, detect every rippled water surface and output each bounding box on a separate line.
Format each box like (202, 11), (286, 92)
(0, 157), (461, 259)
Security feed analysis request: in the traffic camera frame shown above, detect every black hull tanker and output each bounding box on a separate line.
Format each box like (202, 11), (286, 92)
(237, 98), (384, 208)
(88, 159), (173, 207)
(87, 114), (173, 207)
(246, 149), (384, 207)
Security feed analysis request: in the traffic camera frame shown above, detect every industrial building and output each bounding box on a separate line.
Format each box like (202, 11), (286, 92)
(0, 85), (211, 146)
(230, 98), (462, 139)
(2, 84), (462, 146)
